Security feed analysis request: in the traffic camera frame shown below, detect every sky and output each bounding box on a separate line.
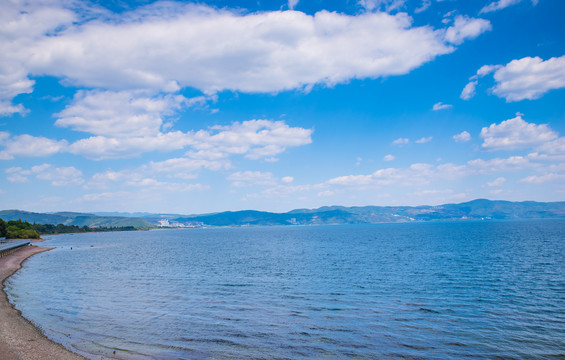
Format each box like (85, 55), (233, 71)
(0, 0), (564, 214)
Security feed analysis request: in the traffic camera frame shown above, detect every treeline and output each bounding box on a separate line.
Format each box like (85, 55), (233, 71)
(0, 218), (40, 239)
(0, 218), (137, 239)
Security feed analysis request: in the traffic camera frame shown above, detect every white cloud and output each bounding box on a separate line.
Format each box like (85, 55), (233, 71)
(187, 120), (313, 161)
(476, 64), (501, 77)
(536, 138), (565, 155)
(325, 153), (546, 190)
(411, 189), (454, 196)
(82, 191), (132, 202)
(55, 90), (202, 137)
(0, 1), (495, 117)
(442, 10), (457, 24)
(0, 132), (9, 143)
(229, 172), (296, 188)
(0, 119), (310, 162)
(5, 167), (29, 183)
(383, 154), (395, 161)
(327, 163), (442, 187)
(460, 65), (502, 100)
(291, 142), (565, 204)
(148, 157), (230, 178)
(247, 183), (320, 199)
(317, 190), (335, 197)
(460, 80), (477, 100)
(0, 1), (76, 114)
(0, 0), (495, 113)
(415, 0), (432, 13)
(0, 134), (68, 160)
(35, 165), (84, 186)
(328, 174), (375, 186)
(480, 0), (533, 13)
(487, 177), (506, 187)
(392, 137), (409, 145)
(465, 56), (565, 102)
(126, 178), (208, 192)
(281, 176), (294, 184)
(416, 136), (432, 144)
(6, 163), (83, 186)
(33, 6), (453, 93)
(443, 16), (491, 45)
(86, 169), (141, 189)
(65, 119), (312, 160)
(68, 132), (192, 160)
(358, 0), (407, 12)
(85, 158), (221, 190)
(0, 102), (28, 116)
(229, 171), (277, 187)
(467, 156), (533, 173)
(491, 56), (565, 101)
(480, 115), (558, 151)
(520, 173), (565, 184)
(288, 0), (299, 10)
(432, 102), (452, 110)
(453, 131), (471, 142)
(320, 138), (564, 201)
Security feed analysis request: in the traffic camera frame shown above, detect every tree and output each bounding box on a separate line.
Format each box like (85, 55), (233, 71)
(5, 219), (40, 239)
(0, 218), (7, 238)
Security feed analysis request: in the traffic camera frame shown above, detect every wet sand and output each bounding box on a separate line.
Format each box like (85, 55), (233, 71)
(0, 245), (86, 360)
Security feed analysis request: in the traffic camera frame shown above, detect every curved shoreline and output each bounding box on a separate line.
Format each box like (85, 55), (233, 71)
(0, 245), (87, 360)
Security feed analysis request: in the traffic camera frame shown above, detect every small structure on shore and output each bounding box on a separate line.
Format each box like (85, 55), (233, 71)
(0, 240), (31, 258)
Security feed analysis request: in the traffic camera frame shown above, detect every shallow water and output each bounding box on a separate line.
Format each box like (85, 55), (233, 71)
(6, 220), (565, 359)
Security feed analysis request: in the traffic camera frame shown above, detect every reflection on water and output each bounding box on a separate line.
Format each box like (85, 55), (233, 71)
(7, 220), (565, 359)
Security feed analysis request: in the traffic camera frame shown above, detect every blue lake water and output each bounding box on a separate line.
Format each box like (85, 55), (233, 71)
(6, 220), (565, 359)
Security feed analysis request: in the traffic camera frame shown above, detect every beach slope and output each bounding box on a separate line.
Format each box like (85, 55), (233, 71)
(0, 245), (86, 360)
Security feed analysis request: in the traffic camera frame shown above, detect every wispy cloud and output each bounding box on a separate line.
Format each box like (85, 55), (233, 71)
(392, 138), (410, 145)
(6, 164), (83, 186)
(288, 0), (299, 10)
(432, 102), (452, 110)
(443, 16), (491, 45)
(480, 0), (537, 14)
(460, 80), (477, 100)
(487, 177), (506, 187)
(416, 136), (433, 144)
(229, 171), (277, 187)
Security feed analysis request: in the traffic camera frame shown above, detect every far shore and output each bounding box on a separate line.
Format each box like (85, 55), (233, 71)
(0, 244), (87, 360)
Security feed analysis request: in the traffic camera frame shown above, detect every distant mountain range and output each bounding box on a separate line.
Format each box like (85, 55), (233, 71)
(1, 200), (564, 229)
(0, 210), (153, 228)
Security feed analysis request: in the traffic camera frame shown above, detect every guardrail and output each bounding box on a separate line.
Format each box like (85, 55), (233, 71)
(0, 240), (31, 258)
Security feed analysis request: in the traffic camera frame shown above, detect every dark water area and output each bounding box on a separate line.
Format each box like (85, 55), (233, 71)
(6, 220), (565, 359)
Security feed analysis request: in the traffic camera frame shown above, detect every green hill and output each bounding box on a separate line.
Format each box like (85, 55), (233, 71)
(0, 210), (153, 228)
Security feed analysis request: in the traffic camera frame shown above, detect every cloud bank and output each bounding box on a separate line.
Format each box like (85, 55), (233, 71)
(0, 0), (492, 114)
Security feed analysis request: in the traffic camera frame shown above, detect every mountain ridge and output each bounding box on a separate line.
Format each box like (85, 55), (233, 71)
(1, 200), (564, 228)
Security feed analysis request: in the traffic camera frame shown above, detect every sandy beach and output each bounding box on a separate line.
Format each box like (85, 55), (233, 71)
(0, 245), (86, 360)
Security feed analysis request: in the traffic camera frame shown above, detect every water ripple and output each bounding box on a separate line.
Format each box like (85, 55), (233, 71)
(6, 220), (565, 359)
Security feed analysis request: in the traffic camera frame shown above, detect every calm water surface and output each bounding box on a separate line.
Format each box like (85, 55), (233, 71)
(6, 220), (565, 359)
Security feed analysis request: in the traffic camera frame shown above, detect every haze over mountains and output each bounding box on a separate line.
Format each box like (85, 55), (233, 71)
(1, 200), (564, 229)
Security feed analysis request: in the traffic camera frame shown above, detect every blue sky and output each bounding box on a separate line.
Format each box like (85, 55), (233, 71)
(1, 0), (564, 214)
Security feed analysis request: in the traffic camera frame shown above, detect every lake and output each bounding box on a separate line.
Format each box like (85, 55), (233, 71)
(6, 220), (565, 359)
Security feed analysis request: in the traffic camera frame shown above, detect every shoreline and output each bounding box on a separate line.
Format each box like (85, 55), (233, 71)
(0, 245), (87, 360)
